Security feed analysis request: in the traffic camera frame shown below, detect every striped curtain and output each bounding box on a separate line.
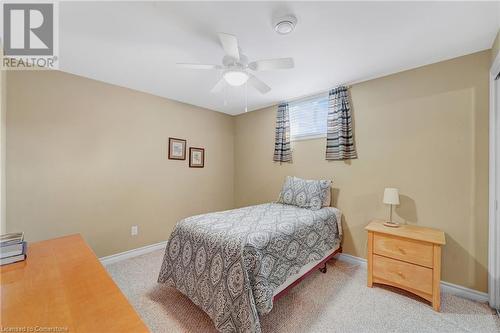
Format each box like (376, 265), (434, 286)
(325, 86), (357, 160)
(273, 103), (292, 162)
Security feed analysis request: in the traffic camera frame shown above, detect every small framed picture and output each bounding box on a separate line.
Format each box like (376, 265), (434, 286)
(168, 138), (186, 160)
(189, 147), (205, 168)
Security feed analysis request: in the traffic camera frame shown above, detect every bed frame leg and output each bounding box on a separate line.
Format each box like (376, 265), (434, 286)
(319, 263), (327, 273)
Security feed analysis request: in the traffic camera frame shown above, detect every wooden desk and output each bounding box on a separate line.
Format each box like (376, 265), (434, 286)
(0, 234), (149, 332)
(366, 220), (446, 311)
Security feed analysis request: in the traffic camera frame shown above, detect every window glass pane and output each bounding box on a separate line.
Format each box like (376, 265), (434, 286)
(289, 93), (329, 140)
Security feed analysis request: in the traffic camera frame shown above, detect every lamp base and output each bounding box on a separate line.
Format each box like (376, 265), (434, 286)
(383, 221), (400, 228)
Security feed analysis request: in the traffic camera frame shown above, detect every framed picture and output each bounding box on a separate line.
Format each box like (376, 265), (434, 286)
(189, 147), (205, 168)
(168, 138), (186, 160)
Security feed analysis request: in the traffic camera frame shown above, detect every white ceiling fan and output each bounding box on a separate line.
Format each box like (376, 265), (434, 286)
(177, 32), (294, 95)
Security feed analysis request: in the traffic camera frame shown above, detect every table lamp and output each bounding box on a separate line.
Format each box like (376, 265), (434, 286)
(383, 187), (400, 227)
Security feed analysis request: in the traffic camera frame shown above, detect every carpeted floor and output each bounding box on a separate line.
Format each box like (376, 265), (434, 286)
(106, 249), (500, 332)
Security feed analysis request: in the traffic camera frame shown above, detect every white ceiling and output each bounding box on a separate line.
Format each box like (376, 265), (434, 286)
(59, 1), (500, 115)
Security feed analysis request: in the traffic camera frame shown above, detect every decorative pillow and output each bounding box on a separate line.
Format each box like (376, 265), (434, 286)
(322, 188), (331, 207)
(278, 176), (332, 210)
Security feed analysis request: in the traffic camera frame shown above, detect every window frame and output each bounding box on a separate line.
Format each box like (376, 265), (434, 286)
(288, 92), (329, 142)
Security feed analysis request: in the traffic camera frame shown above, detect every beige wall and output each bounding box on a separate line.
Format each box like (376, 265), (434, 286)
(5, 50), (491, 292)
(6, 70), (234, 257)
(234, 50), (490, 292)
(492, 29), (500, 64)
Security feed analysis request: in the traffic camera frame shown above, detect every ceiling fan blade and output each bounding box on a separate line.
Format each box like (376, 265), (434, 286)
(218, 32), (240, 61)
(177, 63), (222, 70)
(248, 74), (271, 94)
(211, 77), (227, 93)
(248, 58), (294, 71)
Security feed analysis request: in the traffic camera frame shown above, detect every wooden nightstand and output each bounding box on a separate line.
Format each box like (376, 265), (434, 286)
(365, 220), (446, 311)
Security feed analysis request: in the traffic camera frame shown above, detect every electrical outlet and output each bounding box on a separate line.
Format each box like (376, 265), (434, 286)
(131, 225), (138, 236)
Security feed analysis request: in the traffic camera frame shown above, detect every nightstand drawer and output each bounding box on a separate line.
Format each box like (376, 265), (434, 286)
(373, 254), (433, 295)
(373, 233), (433, 267)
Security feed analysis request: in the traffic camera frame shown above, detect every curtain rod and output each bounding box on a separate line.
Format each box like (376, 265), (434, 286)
(279, 84), (352, 105)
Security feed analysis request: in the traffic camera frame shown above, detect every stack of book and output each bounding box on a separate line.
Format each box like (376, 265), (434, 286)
(0, 232), (27, 265)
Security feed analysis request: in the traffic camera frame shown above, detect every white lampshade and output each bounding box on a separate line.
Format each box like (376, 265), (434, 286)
(223, 70), (249, 86)
(383, 188), (400, 205)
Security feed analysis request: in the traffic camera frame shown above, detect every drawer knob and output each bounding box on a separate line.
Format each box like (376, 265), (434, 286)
(397, 271), (405, 278)
(397, 247), (406, 255)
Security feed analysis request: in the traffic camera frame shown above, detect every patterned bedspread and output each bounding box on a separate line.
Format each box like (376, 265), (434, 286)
(157, 203), (341, 333)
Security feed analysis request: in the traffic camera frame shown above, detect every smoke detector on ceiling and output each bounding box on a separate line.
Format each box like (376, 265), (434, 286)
(273, 15), (297, 35)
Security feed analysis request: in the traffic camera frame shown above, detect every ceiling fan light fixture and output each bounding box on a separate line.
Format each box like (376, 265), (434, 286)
(274, 15), (297, 35)
(223, 70), (249, 86)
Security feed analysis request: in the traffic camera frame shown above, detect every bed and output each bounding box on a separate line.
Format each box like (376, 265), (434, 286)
(157, 202), (342, 333)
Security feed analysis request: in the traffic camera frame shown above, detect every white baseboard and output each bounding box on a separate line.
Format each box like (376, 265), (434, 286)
(100, 240), (167, 266)
(335, 253), (367, 266)
(99, 242), (488, 303)
(440, 281), (488, 303)
(334, 252), (488, 303)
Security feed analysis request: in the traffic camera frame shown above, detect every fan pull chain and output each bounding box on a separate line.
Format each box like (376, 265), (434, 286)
(245, 81), (248, 112)
(223, 77), (227, 106)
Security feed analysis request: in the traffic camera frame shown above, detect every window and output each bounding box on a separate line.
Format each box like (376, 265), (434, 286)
(289, 93), (329, 141)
